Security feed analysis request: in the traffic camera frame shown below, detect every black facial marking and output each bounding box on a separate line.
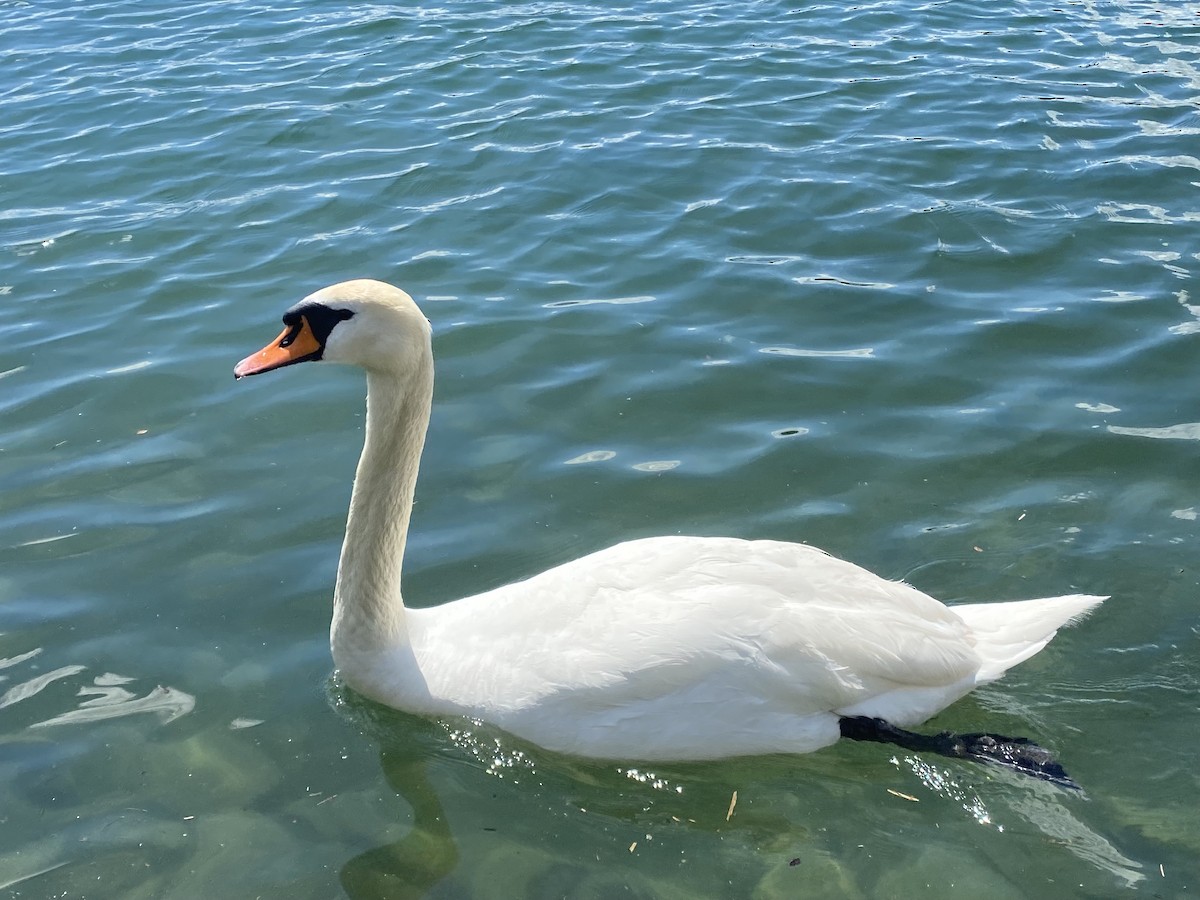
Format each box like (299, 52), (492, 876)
(281, 301), (355, 359)
(278, 322), (302, 348)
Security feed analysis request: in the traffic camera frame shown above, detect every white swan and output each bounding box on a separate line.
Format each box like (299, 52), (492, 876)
(235, 279), (1104, 777)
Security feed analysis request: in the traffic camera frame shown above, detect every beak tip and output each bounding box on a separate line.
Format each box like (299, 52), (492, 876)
(233, 352), (268, 380)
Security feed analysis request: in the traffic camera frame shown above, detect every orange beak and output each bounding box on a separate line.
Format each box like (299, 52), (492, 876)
(234, 316), (322, 379)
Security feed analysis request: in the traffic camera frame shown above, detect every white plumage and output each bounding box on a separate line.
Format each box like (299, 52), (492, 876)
(235, 279), (1104, 762)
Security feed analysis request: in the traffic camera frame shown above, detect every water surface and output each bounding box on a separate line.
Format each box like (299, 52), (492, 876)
(2, 0), (1199, 896)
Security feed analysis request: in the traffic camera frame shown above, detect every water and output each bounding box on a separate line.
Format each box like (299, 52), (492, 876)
(2, 0), (1198, 895)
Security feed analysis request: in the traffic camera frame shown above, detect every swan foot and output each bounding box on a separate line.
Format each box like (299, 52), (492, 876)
(838, 715), (1079, 789)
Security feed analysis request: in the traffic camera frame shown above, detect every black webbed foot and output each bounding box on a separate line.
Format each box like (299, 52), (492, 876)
(939, 730), (1079, 789)
(839, 715), (1079, 789)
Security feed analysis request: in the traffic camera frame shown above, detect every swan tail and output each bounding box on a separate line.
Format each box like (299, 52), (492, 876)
(952, 593), (1107, 683)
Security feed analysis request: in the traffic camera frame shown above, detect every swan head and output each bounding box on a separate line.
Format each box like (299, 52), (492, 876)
(234, 279), (431, 380)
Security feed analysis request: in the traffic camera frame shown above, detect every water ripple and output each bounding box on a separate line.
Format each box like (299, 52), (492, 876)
(3, 0), (1198, 892)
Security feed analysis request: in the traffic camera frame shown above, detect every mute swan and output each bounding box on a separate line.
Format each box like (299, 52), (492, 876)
(235, 279), (1104, 785)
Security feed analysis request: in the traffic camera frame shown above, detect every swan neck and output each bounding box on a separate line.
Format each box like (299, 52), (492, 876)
(332, 366), (432, 651)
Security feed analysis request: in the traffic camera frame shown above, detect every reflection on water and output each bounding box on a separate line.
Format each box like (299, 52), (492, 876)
(1108, 422), (1200, 441)
(0, 646), (194, 727)
(331, 683), (1154, 898)
(895, 753), (1144, 888)
(1008, 788), (1144, 889)
(341, 747), (458, 900)
(31, 676), (194, 729)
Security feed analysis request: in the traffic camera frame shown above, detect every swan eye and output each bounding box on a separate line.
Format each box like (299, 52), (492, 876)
(279, 324), (301, 348)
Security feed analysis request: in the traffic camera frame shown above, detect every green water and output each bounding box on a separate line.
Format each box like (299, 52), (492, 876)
(3, 0), (1198, 895)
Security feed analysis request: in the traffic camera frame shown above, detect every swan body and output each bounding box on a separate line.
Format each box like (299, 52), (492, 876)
(235, 280), (1104, 763)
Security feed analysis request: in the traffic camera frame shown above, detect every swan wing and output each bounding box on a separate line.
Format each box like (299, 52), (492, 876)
(411, 537), (981, 724)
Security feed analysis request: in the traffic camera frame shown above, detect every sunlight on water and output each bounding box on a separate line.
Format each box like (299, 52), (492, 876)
(442, 719), (537, 782)
(893, 754), (998, 830)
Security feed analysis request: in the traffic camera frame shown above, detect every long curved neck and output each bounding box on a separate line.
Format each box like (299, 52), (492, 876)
(330, 365), (433, 657)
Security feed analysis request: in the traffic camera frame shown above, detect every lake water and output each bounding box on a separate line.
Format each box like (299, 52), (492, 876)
(3, 0), (1199, 896)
